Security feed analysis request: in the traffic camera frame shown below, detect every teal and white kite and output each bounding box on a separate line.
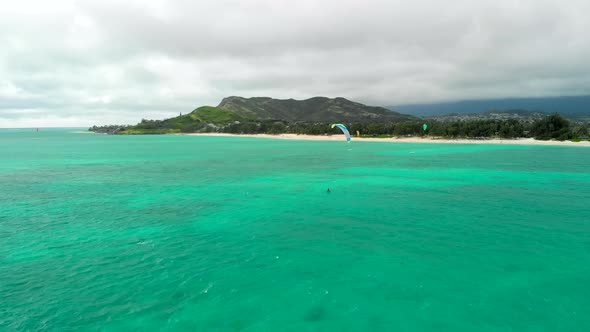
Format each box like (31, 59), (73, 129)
(331, 123), (351, 142)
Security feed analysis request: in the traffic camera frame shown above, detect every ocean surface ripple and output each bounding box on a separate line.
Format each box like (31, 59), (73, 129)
(1, 129), (589, 331)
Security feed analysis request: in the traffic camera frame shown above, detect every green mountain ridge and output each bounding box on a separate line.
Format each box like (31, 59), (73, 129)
(98, 96), (418, 134)
(217, 96), (416, 123)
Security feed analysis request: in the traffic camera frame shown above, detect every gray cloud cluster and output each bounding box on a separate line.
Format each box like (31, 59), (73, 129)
(1, 0), (589, 127)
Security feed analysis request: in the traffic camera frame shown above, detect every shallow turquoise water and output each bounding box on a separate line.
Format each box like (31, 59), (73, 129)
(1, 128), (589, 331)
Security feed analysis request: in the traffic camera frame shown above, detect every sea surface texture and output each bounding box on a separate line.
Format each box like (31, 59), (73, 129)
(1, 129), (589, 331)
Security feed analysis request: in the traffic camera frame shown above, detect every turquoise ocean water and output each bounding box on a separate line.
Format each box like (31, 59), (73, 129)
(1, 128), (589, 331)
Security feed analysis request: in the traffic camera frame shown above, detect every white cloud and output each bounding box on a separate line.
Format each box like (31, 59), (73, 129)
(1, 0), (589, 127)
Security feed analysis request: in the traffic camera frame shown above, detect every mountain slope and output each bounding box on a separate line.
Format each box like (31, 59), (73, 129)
(125, 106), (244, 133)
(105, 96), (418, 134)
(218, 96), (416, 122)
(389, 95), (590, 118)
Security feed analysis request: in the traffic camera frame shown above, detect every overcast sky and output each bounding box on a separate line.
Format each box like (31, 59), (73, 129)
(1, 0), (589, 127)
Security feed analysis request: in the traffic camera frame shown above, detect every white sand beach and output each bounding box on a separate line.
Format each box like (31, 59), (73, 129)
(183, 133), (590, 147)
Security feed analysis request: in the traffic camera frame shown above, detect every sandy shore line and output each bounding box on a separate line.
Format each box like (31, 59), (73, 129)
(182, 133), (590, 146)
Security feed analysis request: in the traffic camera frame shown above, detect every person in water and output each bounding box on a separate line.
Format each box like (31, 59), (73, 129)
(327, 188), (331, 193)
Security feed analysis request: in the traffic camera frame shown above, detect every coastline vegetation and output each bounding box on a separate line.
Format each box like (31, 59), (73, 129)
(90, 113), (588, 141)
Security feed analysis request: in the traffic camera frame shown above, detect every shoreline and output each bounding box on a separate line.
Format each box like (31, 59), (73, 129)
(182, 133), (590, 147)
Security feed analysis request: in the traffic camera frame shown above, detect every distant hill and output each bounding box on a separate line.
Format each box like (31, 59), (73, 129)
(427, 109), (551, 122)
(218, 96), (417, 123)
(389, 95), (590, 118)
